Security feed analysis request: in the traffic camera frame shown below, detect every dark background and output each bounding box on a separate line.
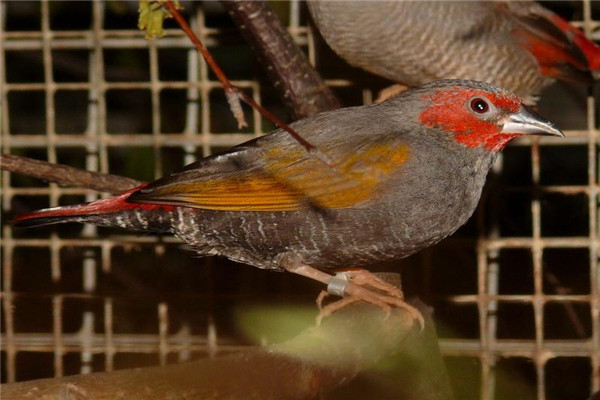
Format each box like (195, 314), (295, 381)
(1, 2), (599, 399)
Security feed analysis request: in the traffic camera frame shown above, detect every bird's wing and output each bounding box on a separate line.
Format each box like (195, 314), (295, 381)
(127, 135), (410, 211)
(500, 1), (600, 83)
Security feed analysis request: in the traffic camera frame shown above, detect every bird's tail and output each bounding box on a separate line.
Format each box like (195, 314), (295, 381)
(508, 3), (600, 83)
(14, 185), (175, 232)
(548, 13), (600, 79)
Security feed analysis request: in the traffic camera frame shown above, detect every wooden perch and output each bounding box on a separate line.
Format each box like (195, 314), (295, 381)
(220, 0), (340, 118)
(1, 275), (453, 400)
(0, 154), (142, 194)
(2, 305), (413, 399)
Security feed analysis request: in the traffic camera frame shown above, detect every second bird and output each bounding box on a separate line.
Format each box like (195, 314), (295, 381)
(308, 0), (600, 100)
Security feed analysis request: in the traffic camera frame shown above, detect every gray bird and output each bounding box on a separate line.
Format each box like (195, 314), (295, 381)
(15, 80), (563, 325)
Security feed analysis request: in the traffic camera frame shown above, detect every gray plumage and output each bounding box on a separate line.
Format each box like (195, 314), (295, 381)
(16, 80), (562, 273)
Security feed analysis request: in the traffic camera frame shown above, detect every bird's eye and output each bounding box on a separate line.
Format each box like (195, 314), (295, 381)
(470, 98), (490, 114)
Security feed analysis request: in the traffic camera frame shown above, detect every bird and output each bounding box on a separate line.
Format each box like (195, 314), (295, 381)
(308, 1), (600, 101)
(14, 80), (563, 327)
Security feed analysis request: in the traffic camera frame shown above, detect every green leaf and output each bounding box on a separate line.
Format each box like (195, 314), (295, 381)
(138, 0), (181, 40)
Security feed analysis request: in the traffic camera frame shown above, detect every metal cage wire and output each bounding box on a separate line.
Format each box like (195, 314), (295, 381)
(0, 1), (599, 399)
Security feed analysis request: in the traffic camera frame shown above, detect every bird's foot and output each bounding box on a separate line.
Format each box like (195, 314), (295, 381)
(277, 255), (424, 331)
(317, 269), (403, 307)
(315, 295), (360, 326)
(343, 269), (405, 298)
(316, 290), (329, 310)
(316, 280), (424, 330)
(316, 269), (424, 330)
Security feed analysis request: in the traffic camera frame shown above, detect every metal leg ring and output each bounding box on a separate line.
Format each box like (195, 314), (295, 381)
(327, 273), (349, 297)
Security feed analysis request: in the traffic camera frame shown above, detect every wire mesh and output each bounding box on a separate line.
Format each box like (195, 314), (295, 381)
(1, 1), (599, 399)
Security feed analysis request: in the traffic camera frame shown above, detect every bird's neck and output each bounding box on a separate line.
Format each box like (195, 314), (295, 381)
(454, 132), (522, 152)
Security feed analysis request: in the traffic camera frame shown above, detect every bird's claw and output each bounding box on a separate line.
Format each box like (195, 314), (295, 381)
(316, 295), (360, 326)
(315, 271), (425, 331)
(316, 290), (328, 310)
(345, 282), (425, 331)
(342, 270), (405, 299)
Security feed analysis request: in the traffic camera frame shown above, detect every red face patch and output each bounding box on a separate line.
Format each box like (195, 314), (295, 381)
(419, 87), (522, 152)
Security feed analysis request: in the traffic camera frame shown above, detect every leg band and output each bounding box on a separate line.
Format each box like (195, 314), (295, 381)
(327, 273), (349, 297)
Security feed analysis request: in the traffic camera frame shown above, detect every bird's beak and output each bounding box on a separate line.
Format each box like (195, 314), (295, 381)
(501, 106), (564, 137)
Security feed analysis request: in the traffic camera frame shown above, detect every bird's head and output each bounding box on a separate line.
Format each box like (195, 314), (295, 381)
(416, 80), (563, 152)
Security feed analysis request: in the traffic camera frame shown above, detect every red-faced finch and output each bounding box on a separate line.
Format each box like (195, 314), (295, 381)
(15, 80), (564, 327)
(308, 1), (600, 100)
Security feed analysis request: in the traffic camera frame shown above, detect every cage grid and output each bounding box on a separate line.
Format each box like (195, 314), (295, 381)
(1, 1), (599, 399)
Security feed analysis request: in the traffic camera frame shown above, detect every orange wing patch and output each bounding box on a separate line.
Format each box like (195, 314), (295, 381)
(152, 174), (305, 211)
(143, 144), (410, 211)
(262, 143), (410, 209)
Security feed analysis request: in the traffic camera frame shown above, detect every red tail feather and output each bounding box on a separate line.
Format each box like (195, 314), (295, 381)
(512, 8), (600, 82)
(549, 14), (600, 72)
(14, 184), (174, 227)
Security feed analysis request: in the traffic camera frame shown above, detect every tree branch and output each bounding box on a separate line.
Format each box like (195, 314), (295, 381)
(0, 154), (141, 194)
(5, 299), (445, 398)
(220, 0), (340, 119)
(2, 275), (454, 400)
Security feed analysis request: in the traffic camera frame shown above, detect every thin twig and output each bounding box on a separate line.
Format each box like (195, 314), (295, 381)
(0, 154), (141, 193)
(162, 0), (329, 162)
(544, 271), (587, 338)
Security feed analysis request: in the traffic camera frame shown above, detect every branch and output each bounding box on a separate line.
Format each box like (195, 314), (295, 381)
(1, 304), (411, 399)
(0, 154), (141, 193)
(220, 0), (340, 119)
(1, 276), (453, 400)
(161, 1), (336, 165)
(161, 1), (246, 127)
